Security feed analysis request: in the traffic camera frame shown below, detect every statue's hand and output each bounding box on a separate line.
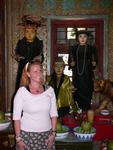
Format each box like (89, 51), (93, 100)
(15, 55), (25, 62)
(92, 61), (96, 66)
(33, 55), (43, 62)
(70, 61), (75, 67)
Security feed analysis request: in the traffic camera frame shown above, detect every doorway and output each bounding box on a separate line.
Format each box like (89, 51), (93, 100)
(49, 16), (108, 79)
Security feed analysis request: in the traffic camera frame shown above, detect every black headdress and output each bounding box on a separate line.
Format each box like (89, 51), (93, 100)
(17, 15), (46, 28)
(76, 30), (90, 38)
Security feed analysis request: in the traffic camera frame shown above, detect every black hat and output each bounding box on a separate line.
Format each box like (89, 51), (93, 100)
(76, 30), (90, 37)
(17, 15), (46, 28)
(54, 57), (64, 63)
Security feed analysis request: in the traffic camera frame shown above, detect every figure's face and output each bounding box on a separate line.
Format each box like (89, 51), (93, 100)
(54, 62), (65, 77)
(78, 34), (88, 45)
(24, 27), (37, 42)
(27, 64), (43, 83)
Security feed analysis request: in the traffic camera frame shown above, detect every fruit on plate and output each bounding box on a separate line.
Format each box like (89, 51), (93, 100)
(74, 120), (96, 134)
(81, 121), (92, 132)
(56, 121), (69, 133)
(108, 141), (113, 150)
(56, 121), (62, 132)
(75, 126), (96, 134)
(0, 111), (5, 122)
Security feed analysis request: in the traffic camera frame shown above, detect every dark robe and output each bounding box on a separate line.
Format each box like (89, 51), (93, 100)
(68, 44), (98, 111)
(15, 37), (43, 90)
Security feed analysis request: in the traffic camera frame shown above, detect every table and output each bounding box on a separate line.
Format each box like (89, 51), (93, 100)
(0, 124), (15, 150)
(62, 113), (113, 141)
(55, 132), (93, 150)
(0, 123), (92, 150)
(1, 114), (113, 149)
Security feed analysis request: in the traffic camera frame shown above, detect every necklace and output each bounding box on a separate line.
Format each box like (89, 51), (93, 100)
(29, 84), (44, 94)
(76, 45), (87, 76)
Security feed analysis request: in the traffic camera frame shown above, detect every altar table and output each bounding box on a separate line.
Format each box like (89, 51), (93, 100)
(0, 113), (113, 149)
(62, 113), (113, 141)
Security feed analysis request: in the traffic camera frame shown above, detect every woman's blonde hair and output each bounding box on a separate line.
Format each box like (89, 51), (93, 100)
(20, 60), (43, 87)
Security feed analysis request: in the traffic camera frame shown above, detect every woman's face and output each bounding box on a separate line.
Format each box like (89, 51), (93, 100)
(54, 62), (64, 77)
(78, 34), (88, 45)
(27, 64), (43, 83)
(24, 27), (36, 42)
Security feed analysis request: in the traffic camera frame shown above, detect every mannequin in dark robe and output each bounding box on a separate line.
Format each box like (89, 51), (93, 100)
(68, 30), (98, 111)
(15, 15), (44, 91)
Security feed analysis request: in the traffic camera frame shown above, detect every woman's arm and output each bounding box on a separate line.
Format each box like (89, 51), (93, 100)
(14, 120), (21, 137)
(46, 116), (57, 150)
(14, 120), (22, 143)
(51, 116), (57, 132)
(14, 120), (26, 150)
(13, 88), (23, 142)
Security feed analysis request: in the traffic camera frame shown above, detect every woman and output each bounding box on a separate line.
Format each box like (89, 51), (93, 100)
(68, 30), (98, 111)
(13, 60), (58, 150)
(47, 57), (77, 117)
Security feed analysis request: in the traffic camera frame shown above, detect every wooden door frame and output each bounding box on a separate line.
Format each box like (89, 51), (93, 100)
(48, 15), (108, 78)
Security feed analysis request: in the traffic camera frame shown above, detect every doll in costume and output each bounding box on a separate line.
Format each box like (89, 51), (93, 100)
(47, 57), (77, 117)
(15, 15), (44, 90)
(68, 30), (98, 111)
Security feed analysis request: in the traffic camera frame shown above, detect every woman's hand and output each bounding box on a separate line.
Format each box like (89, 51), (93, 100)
(46, 133), (55, 150)
(17, 140), (26, 150)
